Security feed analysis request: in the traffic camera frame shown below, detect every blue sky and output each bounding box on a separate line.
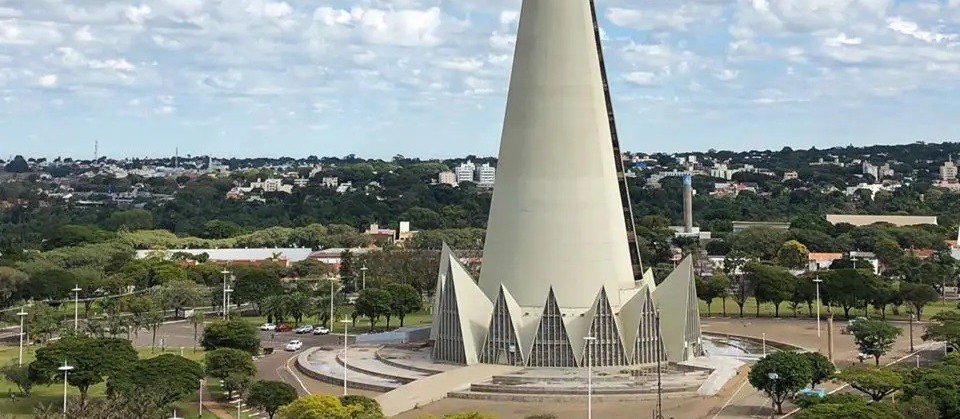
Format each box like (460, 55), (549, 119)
(2, 0), (960, 159)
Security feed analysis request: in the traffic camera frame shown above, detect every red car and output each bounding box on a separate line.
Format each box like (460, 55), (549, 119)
(275, 324), (293, 332)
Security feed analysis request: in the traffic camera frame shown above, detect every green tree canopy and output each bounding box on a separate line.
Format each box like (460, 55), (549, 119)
(748, 351), (813, 414)
(848, 319), (902, 366)
(201, 319), (260, 354)
(923, 310), (960, 351)
(205, 348), (257, 380)
(29, 336), (138, 400)
(385, 283), (422, 327)
(835, 367), (903, 401)
(247, 380), (299, 419)
(107, 354), (203, 410)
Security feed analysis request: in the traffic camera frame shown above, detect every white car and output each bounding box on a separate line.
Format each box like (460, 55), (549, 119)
(284, 340), (303, 351)
(260, 323), (277, 331)
(312, 327), (330, 335)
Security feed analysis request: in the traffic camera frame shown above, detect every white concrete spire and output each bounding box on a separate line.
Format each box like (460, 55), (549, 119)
(479, 0), (636, 309)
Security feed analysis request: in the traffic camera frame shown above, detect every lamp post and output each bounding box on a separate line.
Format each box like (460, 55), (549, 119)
(909, 313), (915, 352)
(198, 379), (204, 417)
(813, 276), (823, 338)
(224, 285), (233, 321)
(168, 410), (183, 419)
(236, 399), (242, 419)
(360, 265), (368, 290)
(340, 317), (351, 396)
(17, 307), (27, 367)
(330, 278), (337, 329)
(220, 269), (230, 319)
(58, 360), (74, 414)
(655, 309), (664, 419)
(71, 285), (82, 331)
(767, 372), (779, 418)
(583, 336), (596, 419)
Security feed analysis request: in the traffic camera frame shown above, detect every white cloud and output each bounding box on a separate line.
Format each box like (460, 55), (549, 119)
(623, 71), (657, 86)
(607, 5), (722, 31)
(74, 26), (93, 43)
(716, 69), (739, 81)
(824, 33), (863, 47)
(438, 57), (484, 72)
(38, 74), (58, 87)
(887, 17), (958, 43)
(499, 10), (519, 26)
(313, 6), (444, 47)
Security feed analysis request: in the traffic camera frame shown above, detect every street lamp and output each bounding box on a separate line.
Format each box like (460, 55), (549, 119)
(168, 410), (183, 419)
(71, 285), (82, 331)
(767, 372), (780, 418)
(813, 276), (823, 338)
(17, 307), (27, 367)
(236, 399), (242, 419)
(909, 313), (915, 352)
(360, 265), (368, 290)
(654, 309), (664, 419)
(583, 336), (596, 419)
(224, 286), (234, 321)
(340, 317), (352, 396)
(198, 379), (204, 417)
(220, 269), (231, 320)
(58, 360), (74, 414)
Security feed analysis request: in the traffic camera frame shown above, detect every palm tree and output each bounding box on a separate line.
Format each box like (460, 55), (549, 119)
(261, 294), (288, 324)
(189, 310), (205, 350)
(287, 293), (313, 325)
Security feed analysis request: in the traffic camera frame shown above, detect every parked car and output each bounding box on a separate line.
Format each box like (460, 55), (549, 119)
(259, 323), (277, 331)
(275, 324), (293, 332)
(284, 340), (303, 351)
(294, 325), (314, 334)
(313, 326), (330, 335)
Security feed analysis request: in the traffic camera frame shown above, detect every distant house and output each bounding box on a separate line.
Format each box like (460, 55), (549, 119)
(731, 221), (791, 233)
(825, 214), (938, 227)
(308, 247), (376, 271)
(135, 248), (314, 267)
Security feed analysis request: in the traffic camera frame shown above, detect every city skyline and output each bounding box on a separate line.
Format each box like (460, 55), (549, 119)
(3, 0), (960, 159)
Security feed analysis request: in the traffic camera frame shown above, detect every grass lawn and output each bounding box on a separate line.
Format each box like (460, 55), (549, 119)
(239, 308), (434, 334)
(698, 296), (957, 321)
(0, 345), (208, 417)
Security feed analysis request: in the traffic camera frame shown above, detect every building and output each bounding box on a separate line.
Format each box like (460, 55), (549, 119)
(709, 163), (735, 180)
(134, 248), (314, 267)
(308, 247), (375, 271)
(862, 162), (879, 179)
(941, 160), (958, 181)
(454, 161), (476, 184)
(438, 171), (457, 186)
(731, 221), (790, 232)
(825, 214), (938, 227)
(475, 163), (496, 186)
(430, 0), (701, 369)
(321, 177), (339, 188)
(782, 171), (799, 181)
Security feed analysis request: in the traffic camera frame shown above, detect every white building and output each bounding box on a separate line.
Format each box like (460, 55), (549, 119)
(862, 162), (879, 179)
(455, 161), (477, 184)
(941, 161), (957, 181)
(710, 163), (735, 180)
(322, 177), (339, 188)
(475, 163), (496, 186)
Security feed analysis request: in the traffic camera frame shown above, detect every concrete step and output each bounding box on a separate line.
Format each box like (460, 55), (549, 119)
(336, 351), (430, 384)
(448, 390), (703, 403)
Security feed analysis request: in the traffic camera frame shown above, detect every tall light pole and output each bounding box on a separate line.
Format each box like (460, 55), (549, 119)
(71, 285), (82, 331)
(909, 313), (915, 352)
(224, 286), (233, 321)
(583, 336), (596, 419)
(236, 399), (242, 419)
(654, 309), (664, 419)
(330, 278), (336, 328)
(813, 276), (823, 338)
(58, 360), (74, 414)
(341, 317), (351, 396)
(198, 379), (204, 417)
(17, 307), (27, 367)
(360, 265), (368, 290)
(220, 269), (230, 319)
(767, 372), (779, 418)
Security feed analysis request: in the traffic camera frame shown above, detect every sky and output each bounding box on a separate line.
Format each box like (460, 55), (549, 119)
(2, 0), (960, 160)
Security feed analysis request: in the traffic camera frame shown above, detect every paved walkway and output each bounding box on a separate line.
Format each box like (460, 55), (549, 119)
(376, 364), (522, 417)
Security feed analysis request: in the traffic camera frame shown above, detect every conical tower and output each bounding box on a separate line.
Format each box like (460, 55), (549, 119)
(478, 0), (642, 310)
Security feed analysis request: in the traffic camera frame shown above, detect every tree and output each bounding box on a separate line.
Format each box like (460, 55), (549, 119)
(223, 373), (252, 400)
(848, 319), (902, 366)
(777, 240), (810, 269)
(286, 293), (313, 325)
(0, 266), (28, 308)
(278, 394), (360, 419)
(925, 311), (960, 354)
(189, 309), (205, 349)
(205, 348), (257, 380)
(386, 283), (422, 327)
(262, 294), (289, 324)
(803, 352), (834, 389)
(355, 288), (392, 330)
(835, 367), (903, 401)
(247, 380), (298, 419)
(4, 155), (29, 173)
(748, 351), (812, 414)
(1, 364), (32, 395)
(898, 395), (939, 419)
(143, 308), (166, 352)
(340, 250), (356, 289)
(794, 397), (902, 419)
(339, 395), (384, 419)
(233, 266), (284, 312)
(26, 303), (61, 343)
(29, 336), (138, 401)
(900, 283), (939, 321)
(823, 269), (879, 319)
(155, 279), (208, 318)
(201, 319), (260, 354)
(107, 354), (203, 410)
(696, 274), (727, 316)
(746, 262), (794, 317)
(723, 251), (750, 317)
